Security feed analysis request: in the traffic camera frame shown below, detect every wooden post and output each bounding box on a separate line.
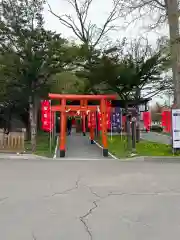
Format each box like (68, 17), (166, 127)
(59, 98), (66, 157)
(101, 98), (108, 157)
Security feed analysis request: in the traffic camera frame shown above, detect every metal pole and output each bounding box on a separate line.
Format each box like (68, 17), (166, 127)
(52, 111), (54, 142)
(131, 117), (136, 153)
(49, 100), (52, 154)
(136, 106), (140, 143)
(110, 113), (113, 141)
(120, 109), (123, 140)
(53, 112), (56, 139)
(126, 114), (132, 152)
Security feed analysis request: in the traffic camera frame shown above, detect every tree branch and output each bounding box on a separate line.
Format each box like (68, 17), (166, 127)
(117, 0), (168, 30)
(48, 3), (83, 40)
(48, 0), (121, 47)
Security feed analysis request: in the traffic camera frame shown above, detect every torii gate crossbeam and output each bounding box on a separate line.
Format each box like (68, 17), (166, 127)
(48, 93), (117, 158)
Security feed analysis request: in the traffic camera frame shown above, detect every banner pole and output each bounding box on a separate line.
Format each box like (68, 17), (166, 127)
(51, 103), (53, 152)
(110, 110), (113, 141)
(53, 111), (55, 140)
(120, 108), (123, 140)
(110, 118), (112, 141)
(49, 100), (52, 154)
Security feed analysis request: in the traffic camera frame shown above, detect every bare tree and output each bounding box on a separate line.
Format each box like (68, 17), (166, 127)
(117, 0), (180, 108)
(116, 37), (171, 99)
(48, 0), (120, 48)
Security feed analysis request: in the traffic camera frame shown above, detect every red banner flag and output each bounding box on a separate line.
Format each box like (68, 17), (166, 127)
(166, 111), (171, 133)
(106, 100), (111, 130)
(41, 100), (54, 132)
(98, 112), (111, 130)
(143, 111), (151, 131)
(88, 113), (91, 128)
(162, 111), (171, 133)
(122, 116), (126, 124)
(97, 100), (111, 130)
(161, 111), (166, 127)
(88, 112), (96, 129)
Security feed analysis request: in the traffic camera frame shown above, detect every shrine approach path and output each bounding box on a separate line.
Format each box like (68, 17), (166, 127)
(57, 131), (113, 160)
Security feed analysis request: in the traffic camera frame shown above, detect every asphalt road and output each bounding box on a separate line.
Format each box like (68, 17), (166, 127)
(0, 158), (180, 239)
(141, 131), (171, 145)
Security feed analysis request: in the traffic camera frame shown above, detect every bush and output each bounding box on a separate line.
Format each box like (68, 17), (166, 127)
(150, 125), (163, 132)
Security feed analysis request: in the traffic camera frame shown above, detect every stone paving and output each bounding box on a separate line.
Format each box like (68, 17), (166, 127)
(57, 131), (113, 160)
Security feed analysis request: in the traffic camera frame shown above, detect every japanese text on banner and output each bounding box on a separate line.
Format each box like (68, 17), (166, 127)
(41, 100), (54, 132)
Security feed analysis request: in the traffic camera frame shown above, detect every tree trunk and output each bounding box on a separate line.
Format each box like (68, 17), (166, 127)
(29, 96), (37, 152)
(4, 106), (13, 134)
(167, 0), (180, 107)
(135, 87), (140, 142)
(26, 120), (31, 141)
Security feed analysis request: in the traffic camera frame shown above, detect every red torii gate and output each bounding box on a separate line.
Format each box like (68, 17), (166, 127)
(48, 93), (117, 157)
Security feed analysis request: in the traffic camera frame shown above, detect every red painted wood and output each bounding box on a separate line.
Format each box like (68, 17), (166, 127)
(49, 93), (117, 100)
(51, 105), (99, 112)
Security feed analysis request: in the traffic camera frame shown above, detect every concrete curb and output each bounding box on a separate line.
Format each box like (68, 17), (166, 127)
(54, 157), (112, 161)
(117, 156), (145, 161)
(0, 154), (49, 160)
(119, 156), (180, 162)
(0, 153), (180, 162)
(143, 156), (180, 162)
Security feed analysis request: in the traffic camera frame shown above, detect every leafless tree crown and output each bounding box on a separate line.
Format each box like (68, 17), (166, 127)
(48, 0), (121, 47)
(117, 0), (179, 30)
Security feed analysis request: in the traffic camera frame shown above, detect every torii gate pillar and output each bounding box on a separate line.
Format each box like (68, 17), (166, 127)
(101, 98), (108, 156)
(49, 94), (117, 157)
(60, 98), (66, 157)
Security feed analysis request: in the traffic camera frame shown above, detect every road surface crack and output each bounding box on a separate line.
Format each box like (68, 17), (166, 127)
(88, 186), (102, 198)
(32, 232), (37, 240)
(52, 177), (80, 197)
(80, 186), (159, 238)
(0, 197), (8, 203)
(79, 200), (98, 240)
(79, 185), (173, 238)
(79, 185), (107, 239)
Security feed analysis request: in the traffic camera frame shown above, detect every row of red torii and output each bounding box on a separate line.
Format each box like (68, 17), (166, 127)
(49, 93), (117, 157)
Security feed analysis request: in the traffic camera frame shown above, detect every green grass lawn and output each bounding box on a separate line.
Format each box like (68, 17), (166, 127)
(97, 135), (178, 158)
(25, 131), (56, 158)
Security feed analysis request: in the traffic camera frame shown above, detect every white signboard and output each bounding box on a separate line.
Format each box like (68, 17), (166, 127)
(172, 109), (180, 148)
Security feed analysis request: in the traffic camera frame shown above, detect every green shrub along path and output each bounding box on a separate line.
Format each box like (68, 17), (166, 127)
(97, 135), (179, 159)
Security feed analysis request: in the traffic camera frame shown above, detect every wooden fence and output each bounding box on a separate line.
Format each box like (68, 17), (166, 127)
(0, 129), (26, 152)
